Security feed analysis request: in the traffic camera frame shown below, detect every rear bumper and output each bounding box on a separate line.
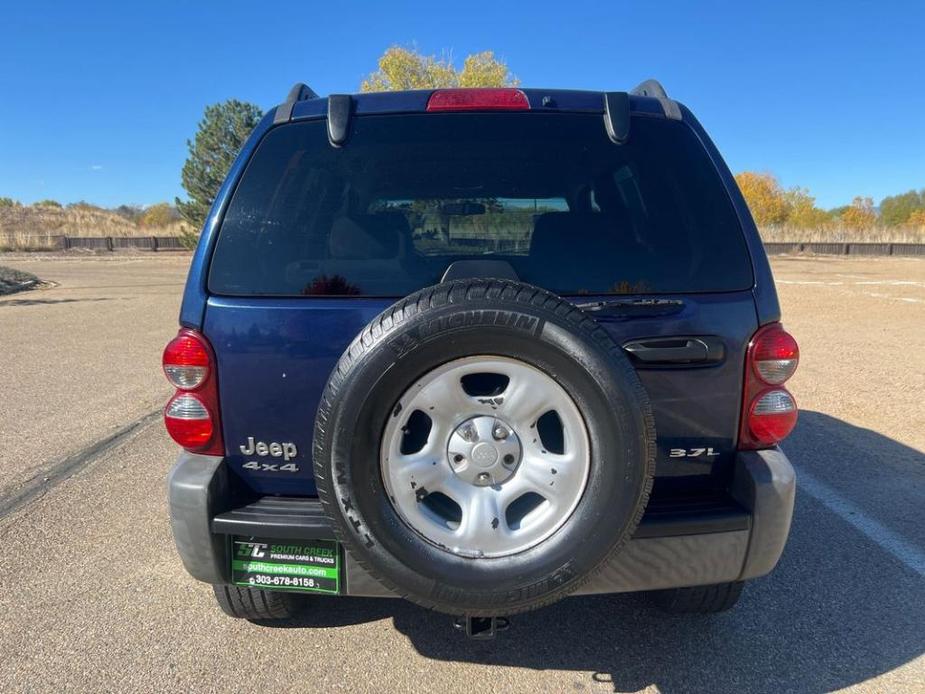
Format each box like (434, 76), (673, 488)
(167, 448), (795, 596)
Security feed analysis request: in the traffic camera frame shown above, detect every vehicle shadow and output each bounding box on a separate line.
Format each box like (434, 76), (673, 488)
(270, 411), (925, 692)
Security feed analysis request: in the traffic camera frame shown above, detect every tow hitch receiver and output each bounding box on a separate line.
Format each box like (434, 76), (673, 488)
(453, 615), (510, 639)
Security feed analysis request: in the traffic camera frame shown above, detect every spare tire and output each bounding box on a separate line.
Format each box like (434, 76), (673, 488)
(313, 279), (655, 616)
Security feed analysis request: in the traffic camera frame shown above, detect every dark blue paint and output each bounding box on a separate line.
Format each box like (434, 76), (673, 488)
(203, 291), (755, 496)
(180, 86), (776, 497)
(178, 110), (277, 329)
(676, 104), (780, 325)
(203, 296), (392, 495)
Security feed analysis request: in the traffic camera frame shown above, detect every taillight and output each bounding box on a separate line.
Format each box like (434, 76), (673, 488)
(752, 326), (799, 384)
(162, 329), (223, 454)
(163, 332), (209, 389)
(426, 88), (530, 112)
(748, 389), (797, 442)
(739, 323), (799, 449)
(164, 393), (214, 447)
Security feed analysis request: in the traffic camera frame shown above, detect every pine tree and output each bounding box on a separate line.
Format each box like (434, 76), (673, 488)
(176, 100), (263, 232)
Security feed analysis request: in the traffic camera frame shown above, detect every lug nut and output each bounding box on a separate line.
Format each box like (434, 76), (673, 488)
(453, 454), (464, 464)
(460, 424), (478, 442)
(493, 426), (509, 440)
(503, 454), (515, 466)
(477, 472), (491, 483)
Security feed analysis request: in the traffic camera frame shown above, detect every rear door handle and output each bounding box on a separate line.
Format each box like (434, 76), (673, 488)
(623, 336), (724, 364)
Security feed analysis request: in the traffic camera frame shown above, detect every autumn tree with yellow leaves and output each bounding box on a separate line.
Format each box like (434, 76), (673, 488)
(361, 46), (517, 92)
(839, 196), (877, 230)
(783, 188), (832, 229)
(907, 209), (925, 228)
(735, 172), (803, 226)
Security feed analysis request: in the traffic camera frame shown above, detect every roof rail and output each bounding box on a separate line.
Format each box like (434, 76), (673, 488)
(273, 82), (320, 124)
(629, 79), (682, 121)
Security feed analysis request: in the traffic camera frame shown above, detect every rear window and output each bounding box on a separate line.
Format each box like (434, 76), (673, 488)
(209, 113), (752, 296)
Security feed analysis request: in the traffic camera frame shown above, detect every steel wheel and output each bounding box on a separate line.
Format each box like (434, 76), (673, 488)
(381, 356), (591, 558)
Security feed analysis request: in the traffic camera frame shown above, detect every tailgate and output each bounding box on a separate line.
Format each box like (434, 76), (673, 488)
(204, 291), (755, 496)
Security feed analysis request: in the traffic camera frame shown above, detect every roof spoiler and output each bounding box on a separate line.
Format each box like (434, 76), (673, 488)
(629, 79), (682, 121)
(273, 82), (320, 124)
(273, 82), (352, 147)
(274, 80), (680, 148)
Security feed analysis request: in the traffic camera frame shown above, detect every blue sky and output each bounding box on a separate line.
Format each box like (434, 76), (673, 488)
(1, 1), (923, 209)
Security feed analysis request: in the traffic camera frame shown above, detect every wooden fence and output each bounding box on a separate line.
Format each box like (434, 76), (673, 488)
(764, 242), (925, 256)
(59, 236), (186, 251)
(0, 235), (187, 251)
(3, 235), (925, 257)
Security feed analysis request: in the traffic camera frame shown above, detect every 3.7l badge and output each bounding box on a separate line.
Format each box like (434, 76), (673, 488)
(669, 447), (719, 458)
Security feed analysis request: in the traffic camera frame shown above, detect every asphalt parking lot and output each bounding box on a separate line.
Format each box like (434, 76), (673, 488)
(0, 253), (923, 693)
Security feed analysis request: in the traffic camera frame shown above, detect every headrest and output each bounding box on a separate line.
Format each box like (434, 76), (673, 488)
(530, 212), (589, 255)
(530, 210), (637, 261)
(329, 214), (406, 260)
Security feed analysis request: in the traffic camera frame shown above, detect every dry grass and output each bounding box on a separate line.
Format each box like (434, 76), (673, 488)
(0, 204), (191, 251)
(0, 232), (59, 251)
(759, 224), (925, 244)
(4, 203), (924, 252)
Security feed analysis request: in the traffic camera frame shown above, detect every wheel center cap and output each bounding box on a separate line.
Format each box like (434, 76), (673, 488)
(447, 415), (522, 486)
(471, 442), (499, 467)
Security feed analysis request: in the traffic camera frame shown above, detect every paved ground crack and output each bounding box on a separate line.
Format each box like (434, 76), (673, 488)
(0, 409), (161, 519)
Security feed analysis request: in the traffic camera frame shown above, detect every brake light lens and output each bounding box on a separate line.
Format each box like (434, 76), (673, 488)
(164, 393), (214, 447)
(748, 389), (798, 443)
(163, 331), (210, 389)
(426, 88), (530, 112)
(752, 325), (799, 385)
(739, 323), (800, 449)
(162, 329), (223, 454)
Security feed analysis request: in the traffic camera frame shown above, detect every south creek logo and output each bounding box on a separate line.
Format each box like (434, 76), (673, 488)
(235, 541), (268, 558)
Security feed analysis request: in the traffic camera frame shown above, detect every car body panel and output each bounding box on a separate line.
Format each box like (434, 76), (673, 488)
(180, 87), (774, 497)
(203, 290), (756, 496)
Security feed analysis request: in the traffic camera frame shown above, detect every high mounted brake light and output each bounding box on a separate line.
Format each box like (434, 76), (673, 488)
(739, 323), (799, 449)
(162, 329), (224, 454)
(426, 88), (530, 112)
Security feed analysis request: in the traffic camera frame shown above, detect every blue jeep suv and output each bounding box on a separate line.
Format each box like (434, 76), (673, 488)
(165, 81), (798, 634)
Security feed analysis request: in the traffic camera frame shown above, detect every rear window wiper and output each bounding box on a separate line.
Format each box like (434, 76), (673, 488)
(574, 298), (685, 316)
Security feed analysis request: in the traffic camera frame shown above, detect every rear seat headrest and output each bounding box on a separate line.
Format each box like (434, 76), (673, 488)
(530, 212), (590, 256)
(329, 214), (406, 260)
(530, 210), (641, 268)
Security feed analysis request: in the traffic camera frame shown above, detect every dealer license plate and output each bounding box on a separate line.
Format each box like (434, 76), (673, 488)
(231, 537), (340, 594)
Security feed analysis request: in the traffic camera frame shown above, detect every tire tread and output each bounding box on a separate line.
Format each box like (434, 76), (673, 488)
(651, 581), (745, 614)
(211, 584), (296, 621)
(314, 279), (657, 616)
